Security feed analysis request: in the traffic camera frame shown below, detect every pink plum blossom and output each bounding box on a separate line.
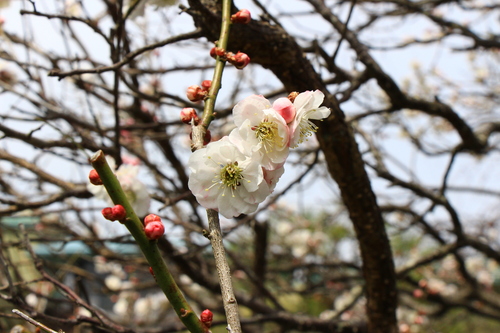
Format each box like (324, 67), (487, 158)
(232, 95), (290, 170)
(288, 90), (331, 148)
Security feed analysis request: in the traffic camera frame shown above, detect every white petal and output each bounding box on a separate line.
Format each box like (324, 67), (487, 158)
(308, 106), (331, 120)
(232, 95), (272, 127)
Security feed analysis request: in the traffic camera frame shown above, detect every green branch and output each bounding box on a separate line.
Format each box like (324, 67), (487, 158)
(90, 150), (206, 333)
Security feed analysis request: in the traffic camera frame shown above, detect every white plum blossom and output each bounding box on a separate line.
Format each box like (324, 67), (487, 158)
(289, 90), (331, 148)
(232, 95), (290, 170)
(187, 90), (329, 217)
(188, 136), (271, 218)
(87, 156), (151, 216)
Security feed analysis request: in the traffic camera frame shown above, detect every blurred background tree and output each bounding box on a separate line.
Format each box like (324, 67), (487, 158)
(0, 0), (499, 332)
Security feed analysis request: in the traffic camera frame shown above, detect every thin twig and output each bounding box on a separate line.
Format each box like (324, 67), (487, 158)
(12, 309), (64, 333)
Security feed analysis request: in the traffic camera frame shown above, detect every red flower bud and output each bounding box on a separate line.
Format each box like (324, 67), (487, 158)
(89, 169), (103, 185)
(101, 207), (115, 221)
(210, 47), (227, 59)
(180, 107), (200, 125)
(216, 47), (227, 57)
(102, 205), (127, 221)
(144, 213), (162, 225)
(230, 51), (250, 69)
(210, 47), (217, 58)
(186, 85), (205, 102)
(200, 309), (213, 328)
(144, 221), (165, 240)
(231, 9), (251, 24)
(201, 80), (212, 91)
(112, 204), (127, 221)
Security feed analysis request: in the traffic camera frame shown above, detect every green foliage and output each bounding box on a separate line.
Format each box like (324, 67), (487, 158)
(427, 309), (500, 333)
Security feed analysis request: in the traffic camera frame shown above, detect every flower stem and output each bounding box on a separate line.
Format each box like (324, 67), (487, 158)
(90, 150), (206, 333)
(189, 0), (243, 331)
(191, 0), (233, 151)
(206, 209), (242, 333)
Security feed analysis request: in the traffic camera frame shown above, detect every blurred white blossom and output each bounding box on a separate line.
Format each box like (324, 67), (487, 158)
(88, 156), (151, 216)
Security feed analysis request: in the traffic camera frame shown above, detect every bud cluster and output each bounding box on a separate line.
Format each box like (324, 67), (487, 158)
(186, 80), (212, 103)
(102, 204), (127, 222)
(143, 214), (165, 240)
(209, 47), (250, 70)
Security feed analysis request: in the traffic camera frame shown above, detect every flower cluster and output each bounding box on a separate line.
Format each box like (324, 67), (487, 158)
(188, 90), (330, 218)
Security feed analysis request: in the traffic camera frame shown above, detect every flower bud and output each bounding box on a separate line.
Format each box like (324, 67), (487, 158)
(144, 221), (165, 240)
(144, 213), (162, 225)
(89, 169), (103, 185)
(186, 85), (205, 102)
(230, 51), (250, 69)
(101, 205), (126, 221)
(209, 47), (217, 58)
(273, 97), (296, 124)
(201, 80), (212, 91)
(215, 47), (227, 58)
(287, 91), (299, 103)
(200, 309), (213, 328)
(210, 47), (227, 59)
(180, 107), (200, 125)
(101, 207), (115, 221)
(112, 204), (127, 221)
(231, 9), (251, 24)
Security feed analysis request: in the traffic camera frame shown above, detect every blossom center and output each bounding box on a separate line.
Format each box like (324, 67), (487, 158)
(220, 161), (243, 190)
(252, 119), (280, 152)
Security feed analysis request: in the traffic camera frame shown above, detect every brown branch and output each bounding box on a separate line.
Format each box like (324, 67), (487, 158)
(307, 0), (486, 153)
(48, 29), (204, 79)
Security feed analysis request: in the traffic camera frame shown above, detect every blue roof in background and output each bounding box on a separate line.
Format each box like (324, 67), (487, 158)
(33, 241), (140, 257)
(0, 216), (39, 227)
(1, 216), (140, 257)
